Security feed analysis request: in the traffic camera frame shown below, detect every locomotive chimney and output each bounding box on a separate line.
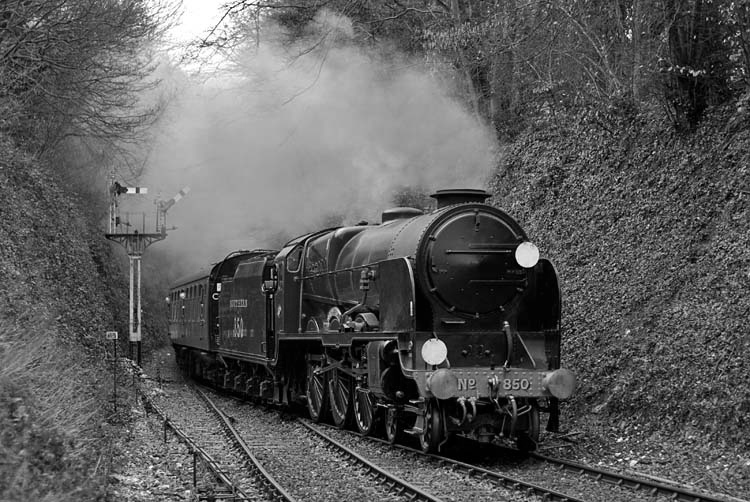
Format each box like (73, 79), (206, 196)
(430, 188), (491, 209)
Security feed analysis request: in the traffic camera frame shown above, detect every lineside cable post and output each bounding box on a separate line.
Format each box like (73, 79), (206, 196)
(106, 331), (118, 411)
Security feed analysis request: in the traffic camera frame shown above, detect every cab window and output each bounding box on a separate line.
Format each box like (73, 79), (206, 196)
(286, 246), (302, 273)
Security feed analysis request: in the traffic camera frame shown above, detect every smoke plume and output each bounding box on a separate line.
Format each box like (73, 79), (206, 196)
(139, 11), (498, 276)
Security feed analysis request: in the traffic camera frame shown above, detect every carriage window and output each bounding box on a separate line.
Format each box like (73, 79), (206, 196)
(198, 285), (204, 320)
(286, 246), (302, 273)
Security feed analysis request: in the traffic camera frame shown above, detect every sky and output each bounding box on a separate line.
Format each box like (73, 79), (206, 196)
(170, 0), (225, 43)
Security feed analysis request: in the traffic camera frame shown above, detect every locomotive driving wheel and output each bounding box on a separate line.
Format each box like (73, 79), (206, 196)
(353, 386), (376, 435)
(306, 362), (328, 423)
(418, 399), (444, 453)
(328, 368), (353, 428)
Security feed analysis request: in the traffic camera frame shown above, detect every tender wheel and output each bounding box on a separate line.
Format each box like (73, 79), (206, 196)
(328, 368), (353, 428)
(385, 406), (402, 444)
(306, 363), (328, 423)
(419, 399), (444, 453)
(353, 386), (376, 435)
(517, 405), (540, 452)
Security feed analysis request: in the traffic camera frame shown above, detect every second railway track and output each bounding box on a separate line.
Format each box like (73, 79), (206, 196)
(145, 382), (295, 501)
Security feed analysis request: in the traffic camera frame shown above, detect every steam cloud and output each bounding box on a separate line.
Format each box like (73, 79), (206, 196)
(140, 11), (498, 275)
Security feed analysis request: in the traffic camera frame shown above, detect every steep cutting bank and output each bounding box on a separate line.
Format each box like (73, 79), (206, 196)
(491, 105), (750, 488)
(0, 135), (133, 501)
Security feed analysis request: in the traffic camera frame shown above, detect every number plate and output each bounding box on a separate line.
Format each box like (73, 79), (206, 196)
(452, 371), (540, 397)
(501, 377), (532, 392)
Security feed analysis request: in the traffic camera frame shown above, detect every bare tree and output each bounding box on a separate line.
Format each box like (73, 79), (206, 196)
(0, 0), (176, 159)
(193, 0), (744, 135)
(661, 0), (732, 129)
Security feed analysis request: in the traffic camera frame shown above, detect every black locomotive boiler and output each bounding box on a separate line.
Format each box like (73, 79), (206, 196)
(168, 189), (576, 452)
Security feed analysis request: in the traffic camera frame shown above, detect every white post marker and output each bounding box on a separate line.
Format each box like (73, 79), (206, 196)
(106, 331), (118, 411)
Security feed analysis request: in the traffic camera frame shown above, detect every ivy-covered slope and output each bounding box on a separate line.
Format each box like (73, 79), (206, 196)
(490, 107), (750, 449)
(0, 136), (127, 501)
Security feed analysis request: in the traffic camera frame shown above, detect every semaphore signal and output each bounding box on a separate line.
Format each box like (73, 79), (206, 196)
(156, 186), (190, 235)
(104, 174), (190, 365)
(111, 181), (148, 195)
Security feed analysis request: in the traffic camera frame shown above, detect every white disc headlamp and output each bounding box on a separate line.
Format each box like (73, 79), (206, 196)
(515, 241), (540, 268)
(421, 338), (448, 366)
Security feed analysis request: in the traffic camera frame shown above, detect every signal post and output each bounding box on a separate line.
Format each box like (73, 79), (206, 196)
(105, 178), (189, 365)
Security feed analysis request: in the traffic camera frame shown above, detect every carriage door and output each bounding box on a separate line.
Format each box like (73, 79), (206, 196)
(262, 263), (278, 360)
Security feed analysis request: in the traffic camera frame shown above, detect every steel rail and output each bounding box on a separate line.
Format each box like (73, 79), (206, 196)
(317, 421), (743, 502)
(186, 379), (741, 502)
(531, 453), (748, 502)
(175, 371), (743, 502)
(141, 391), (249, 500)
(313, 422), (587, 502)
(423, 453), (586, 502)
(194, 387), (298, 502)
(299, 419), (446, 502)
(411, 446), (584, 502)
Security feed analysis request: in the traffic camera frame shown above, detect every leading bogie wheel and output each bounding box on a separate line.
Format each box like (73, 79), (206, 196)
(353, 386), (376, 435)
(328, 368), (353, 428)
(419, 399), (444, 453)
(306, 363), (328, 423)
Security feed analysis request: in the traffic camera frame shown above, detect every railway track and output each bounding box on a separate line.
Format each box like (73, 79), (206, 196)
(312, 423), (588, 502)
(313, 422), (747, 502)
(140, 360), (745, 502)
(301, 417), (572, 502)
(529, 452), (747, 502)
(208, 388), (554, 502)
(143, 383), (295, 501)
(205, 389), (447, 502)
(142, 365), (452, 501)
(299, 420), (443, 502)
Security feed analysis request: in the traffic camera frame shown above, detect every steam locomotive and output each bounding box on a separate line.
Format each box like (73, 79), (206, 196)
(168, 189), (576, 452)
